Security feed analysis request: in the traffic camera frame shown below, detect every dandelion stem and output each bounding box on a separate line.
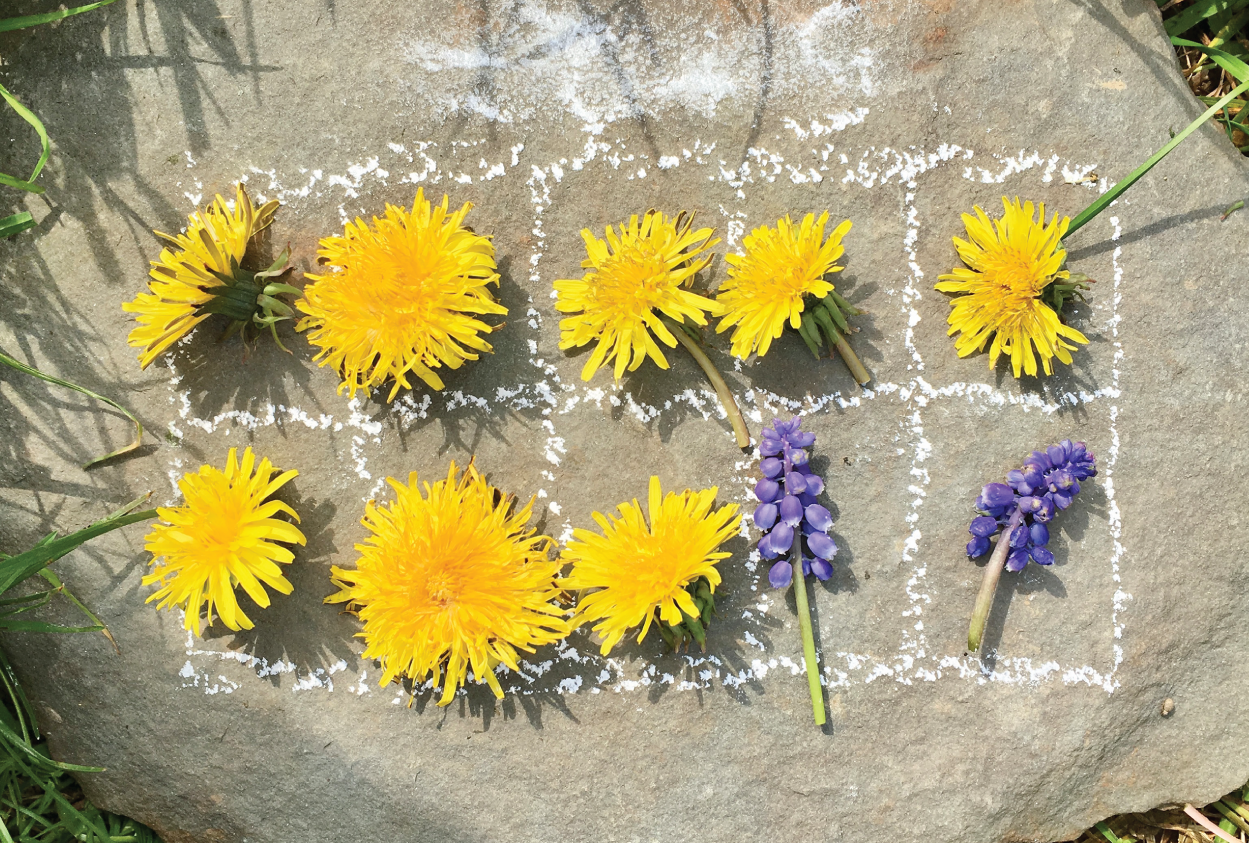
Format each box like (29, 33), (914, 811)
(791, 541), (826, 726)
(667, 320), (751, 449)
(968, 509), (1022, 653)
(833, 335), (871, 386)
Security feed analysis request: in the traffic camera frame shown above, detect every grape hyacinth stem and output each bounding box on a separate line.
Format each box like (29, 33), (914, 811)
(967, 508), (1021, 653)
(666, 318), (751, 449)
(790, 539), (826, 725)
(832, 334), (871, 386)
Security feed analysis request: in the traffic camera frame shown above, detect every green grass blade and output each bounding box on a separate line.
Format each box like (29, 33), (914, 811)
(0, 171), (43, 194)
(0, 650), (37, 743)
(0, 591), (54, 608)
(1095, 820), (1125, 843)
(1165, 0), (1249, 36)
(0, 0), (118, 33)
(1210, 8), (1249, 49)
(37, 568), (118, 649)
(1065, 73), (1249, 239)
(0, 712), (102, 772)
(1174, 36), (1249, 78)
(0, 82), (49, 188)
(0, 349), (144, 466)
(44, 782), (115, 841)
(0, 211), (34, 238)
(0, 498), (156, 596)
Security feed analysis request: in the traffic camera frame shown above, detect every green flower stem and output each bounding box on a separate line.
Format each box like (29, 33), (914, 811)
(791, 541), (826, 726)
(967, 509), (1022, 653)
(668, 322), (751, 449)
(1065, 72), (1249, 239)
(833, 335), (871, 386)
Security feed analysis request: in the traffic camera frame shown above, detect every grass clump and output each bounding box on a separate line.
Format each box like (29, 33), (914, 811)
(1160, 0), (1249, 153)
(0, 501), (160, 841)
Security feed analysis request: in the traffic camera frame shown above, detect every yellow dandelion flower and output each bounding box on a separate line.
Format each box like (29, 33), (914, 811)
(122, 184), (298, 368)
(561, 476), (740, 655)
(326, 463), (569, 705)
(715, 212), (852, 359)
(142, 447), (305, 634)
(296, 189), (505, 402)
(554, 211), (722, 382)
(935, 197), (1089, 378)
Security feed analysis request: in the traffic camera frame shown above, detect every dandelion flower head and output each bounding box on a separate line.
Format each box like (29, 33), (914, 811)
(123, 185), (294, 368)
(935, 197), (1088, 378)
(715, 212), (852, 358)
(142, 447), (304, 634)
(297, 189), (505, 402)
(554, 211), (721, 381)
(326, 463), (570, 705)
(561, 477), (740, 655)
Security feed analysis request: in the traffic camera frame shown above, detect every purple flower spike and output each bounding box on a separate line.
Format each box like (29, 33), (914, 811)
(754, 503), (778, 530)
(768, 559), (793, 588)
(963, 440), (1095, 573)
(779, 495), (804, 526)
(753, 416), (840, 590)
(808, 531), (838, 560)
(805, 504), (833, 532)
(967, 441), (1096, 653)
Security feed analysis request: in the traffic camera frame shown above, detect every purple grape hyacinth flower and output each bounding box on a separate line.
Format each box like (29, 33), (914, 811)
(965, 439), (1097, 573)
(966, 439), (1097, 653)
(753, 417), (837, 589)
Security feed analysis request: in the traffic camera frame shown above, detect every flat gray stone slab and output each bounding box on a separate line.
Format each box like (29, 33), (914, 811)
(1, 1), (1247, 841)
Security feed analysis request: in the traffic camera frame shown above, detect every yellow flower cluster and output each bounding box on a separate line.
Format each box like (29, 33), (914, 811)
(124, 186), (1089, 405)
(143, 452), (739, 705)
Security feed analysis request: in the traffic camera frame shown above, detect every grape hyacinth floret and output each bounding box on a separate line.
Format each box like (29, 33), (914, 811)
(754, 418), (838, 589)
(965, 439), (1096, 652)
(753, 415), (835, 726)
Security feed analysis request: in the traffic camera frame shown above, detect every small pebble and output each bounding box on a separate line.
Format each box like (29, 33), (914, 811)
(1161, 698), (1175, 717)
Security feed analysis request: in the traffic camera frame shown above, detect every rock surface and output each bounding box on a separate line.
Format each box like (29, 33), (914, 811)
(1, 1), (1247, 841)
